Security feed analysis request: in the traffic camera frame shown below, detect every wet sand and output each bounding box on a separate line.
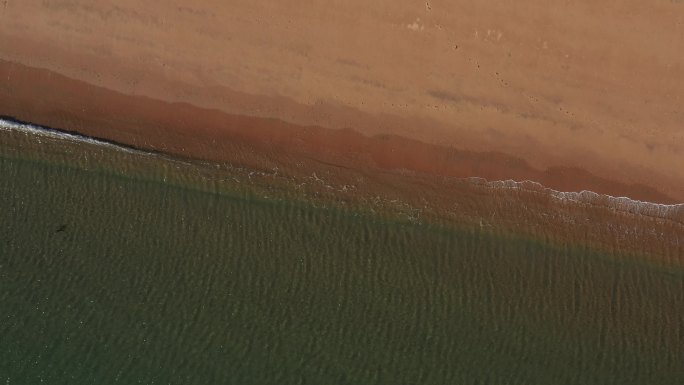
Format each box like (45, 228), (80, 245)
(1, 0), (683, 203)
(0, 59), (679, 204)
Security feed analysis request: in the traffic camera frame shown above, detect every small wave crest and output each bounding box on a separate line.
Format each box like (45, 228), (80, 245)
(469, 177), (684, 222)
(0, 117), (152, 156)
(2, 117), (682, 223)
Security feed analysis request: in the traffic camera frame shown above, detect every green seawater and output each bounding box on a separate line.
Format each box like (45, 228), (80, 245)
(1, 136), (683, 384)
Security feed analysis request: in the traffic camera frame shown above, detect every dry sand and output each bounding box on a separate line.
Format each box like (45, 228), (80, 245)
(1, 0), (683, 202)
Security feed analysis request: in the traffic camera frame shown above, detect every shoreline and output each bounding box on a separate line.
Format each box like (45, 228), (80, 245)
(2, 117), (683, 266)
(0, 59), (679, 204)
(2, 116), (683, 215)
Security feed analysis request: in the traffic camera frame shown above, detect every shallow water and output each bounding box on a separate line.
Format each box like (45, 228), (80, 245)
(1, 128), (683, 384)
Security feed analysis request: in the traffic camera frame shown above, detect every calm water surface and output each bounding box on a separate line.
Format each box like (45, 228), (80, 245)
(1, 129), (683, 384)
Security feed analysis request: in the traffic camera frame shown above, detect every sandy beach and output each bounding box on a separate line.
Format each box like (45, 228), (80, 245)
(1, 0), (683, 203)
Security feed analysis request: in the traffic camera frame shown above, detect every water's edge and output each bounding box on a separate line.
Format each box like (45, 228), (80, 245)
(2, 117), (681, 219)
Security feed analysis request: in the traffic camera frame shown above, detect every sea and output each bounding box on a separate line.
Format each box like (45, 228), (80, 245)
(1, 119), (683, 384)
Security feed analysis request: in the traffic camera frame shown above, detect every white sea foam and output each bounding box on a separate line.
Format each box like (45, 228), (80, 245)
(467, 177), (684, 222)
(0, 117), (152, 156)
(2, 117), (682, 222)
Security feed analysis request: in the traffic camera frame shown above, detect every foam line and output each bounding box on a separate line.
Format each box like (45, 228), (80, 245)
(2, 117), (682, 222)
